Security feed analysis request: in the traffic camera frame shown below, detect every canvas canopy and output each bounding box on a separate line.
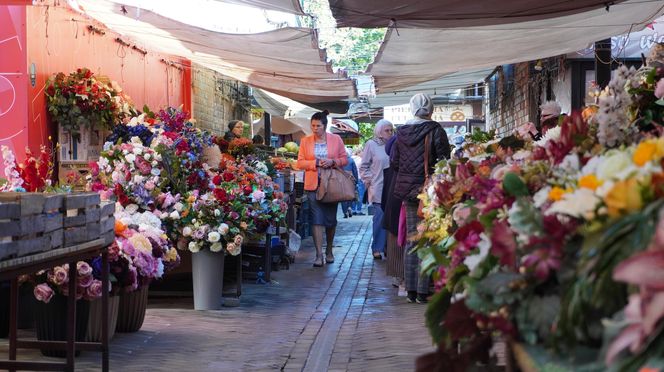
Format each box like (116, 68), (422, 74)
(329, 0), (628, 28)
(252, 115), (310, 137)
(366, 69), (493, 108)
(72, 0), (355, 103)
(218, 0), (305, 15)
(367, 0), (664, 93)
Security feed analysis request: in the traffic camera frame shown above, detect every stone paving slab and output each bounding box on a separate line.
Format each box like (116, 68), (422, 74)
(0, 216), (433, 371)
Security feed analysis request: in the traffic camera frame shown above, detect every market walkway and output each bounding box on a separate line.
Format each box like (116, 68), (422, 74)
(5, 215), (434, 371)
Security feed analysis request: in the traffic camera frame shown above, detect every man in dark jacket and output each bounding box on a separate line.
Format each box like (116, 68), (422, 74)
(391, 93), (450, 304)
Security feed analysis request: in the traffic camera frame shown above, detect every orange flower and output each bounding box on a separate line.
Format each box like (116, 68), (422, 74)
(548, 187), (566, 201)
(114, 220), (127, 235)
(604, 178), (643, 217)
(633, 141), (658, 167)
(581, 106), (598, 121)
(578, 174), (602, 191)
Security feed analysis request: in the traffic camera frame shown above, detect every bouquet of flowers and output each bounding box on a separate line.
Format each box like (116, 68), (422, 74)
(31, 261), (103, 303)
(228, 137), (254, 158)
(166, 190), (244, 255)
(45, 68), (129, 133)
(104, 206), (180, 292)
(89, 139), (163, 210)
(0, 144), (57, 192)
(415, 56), (664, 371)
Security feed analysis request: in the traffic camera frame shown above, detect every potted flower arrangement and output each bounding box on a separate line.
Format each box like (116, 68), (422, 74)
(414, 59), (664, 371)
(29, 261), (102, 357)
(45, 68), (127, 135)
(111, 212), (179, 331)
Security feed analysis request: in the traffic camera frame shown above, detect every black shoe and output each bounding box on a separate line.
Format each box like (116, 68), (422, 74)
(372, 252), (382, 260)
(406, 291), (417, 303)
(416, 294), (429, 304)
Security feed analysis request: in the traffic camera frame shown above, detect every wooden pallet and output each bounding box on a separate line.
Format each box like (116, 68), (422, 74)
(0, 193), (65, 260)
(0, 193), (115, 262)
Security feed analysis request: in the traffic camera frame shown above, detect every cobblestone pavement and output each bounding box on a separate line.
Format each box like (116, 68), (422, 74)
(1, 215), (434, 371)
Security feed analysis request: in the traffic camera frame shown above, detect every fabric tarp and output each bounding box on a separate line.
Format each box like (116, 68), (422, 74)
(72, 1), (355, 103)
(217, 0), (305, 15)
(367, 0), (664, 93)
(252, 115), (310, 136)
(366, 69), (493, 108)
(329, 0), (627, 28)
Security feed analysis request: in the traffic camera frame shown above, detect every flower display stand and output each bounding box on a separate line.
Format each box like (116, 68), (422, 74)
(116, 285), (149, 332)
(192, 250), (225, 310)
(242, 234), (272, 282)
(34, 294), (90, 357)
(86, 295), (120, 342)
(0, 237), (111, 371)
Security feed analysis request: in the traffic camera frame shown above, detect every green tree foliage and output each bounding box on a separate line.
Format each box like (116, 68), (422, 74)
(301, 0), (385, 75)
(358, 122), (374, 145)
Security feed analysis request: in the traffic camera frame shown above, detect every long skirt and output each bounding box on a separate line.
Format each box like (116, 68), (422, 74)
(404, 201), (429, 294)
(386, 232), (404, 278)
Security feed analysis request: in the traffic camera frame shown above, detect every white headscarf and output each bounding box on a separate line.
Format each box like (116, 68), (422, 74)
(373, 119), (393, 144)
(540, 101), (561, 121)
(410, 93), (434, 118)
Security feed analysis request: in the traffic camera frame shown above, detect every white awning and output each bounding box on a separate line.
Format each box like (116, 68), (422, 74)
(328, 0), (628, 28)
(71, 1), (355, 103)
(366, 69), (494, 108)
(367, 0), (664, 93)
(216, 0), (305, 15)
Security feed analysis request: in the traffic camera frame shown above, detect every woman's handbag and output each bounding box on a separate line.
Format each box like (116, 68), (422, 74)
(417, 133), (432, 218)
(316, 167), (357, 203)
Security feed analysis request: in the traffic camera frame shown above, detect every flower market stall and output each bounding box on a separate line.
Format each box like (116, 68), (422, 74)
(0, 68), (291, 357)
(82, 84), (287, 310)
(414, 47), (664, 371)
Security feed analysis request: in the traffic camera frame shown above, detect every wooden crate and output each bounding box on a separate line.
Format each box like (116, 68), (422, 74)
(99, 201), (115, 246)
(62, 193), (102, 247)
(0, 193), (64, 260)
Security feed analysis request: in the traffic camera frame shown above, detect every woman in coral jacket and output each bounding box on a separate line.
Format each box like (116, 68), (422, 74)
(297, 110), (348, 267)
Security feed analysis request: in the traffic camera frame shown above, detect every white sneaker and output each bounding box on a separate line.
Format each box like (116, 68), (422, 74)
(397, 284), (407, 297)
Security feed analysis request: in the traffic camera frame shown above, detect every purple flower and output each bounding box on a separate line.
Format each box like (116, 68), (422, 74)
(78, 274), (94, 288)
(34, 284), (54, 303)
(85, 280), (103, 300)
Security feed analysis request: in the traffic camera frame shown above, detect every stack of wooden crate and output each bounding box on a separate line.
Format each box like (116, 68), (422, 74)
(0, 192), (115, 261)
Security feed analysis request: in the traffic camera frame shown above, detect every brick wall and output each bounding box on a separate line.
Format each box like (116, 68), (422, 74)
(486, 62), (535, 137)
(192, 64), (251, 136)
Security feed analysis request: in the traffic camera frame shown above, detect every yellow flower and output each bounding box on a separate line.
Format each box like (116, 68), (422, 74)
(128, 234), (152, 253)
(240, 221), (248, 230)
(633, 141), (658, 167)
(548, 187), (566, 201)
(168, 248), (179, 262)
(578, 174), (602, 191)
(604, 178), (643, 217)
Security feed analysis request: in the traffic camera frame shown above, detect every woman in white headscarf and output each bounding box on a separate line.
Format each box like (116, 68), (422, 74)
(360, 119), (394, 259)
(391, 94), (450, 303)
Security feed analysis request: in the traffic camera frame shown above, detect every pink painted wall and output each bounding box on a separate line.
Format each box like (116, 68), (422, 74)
(0, 5), (29, 160)
(26, 4), (191, 153)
